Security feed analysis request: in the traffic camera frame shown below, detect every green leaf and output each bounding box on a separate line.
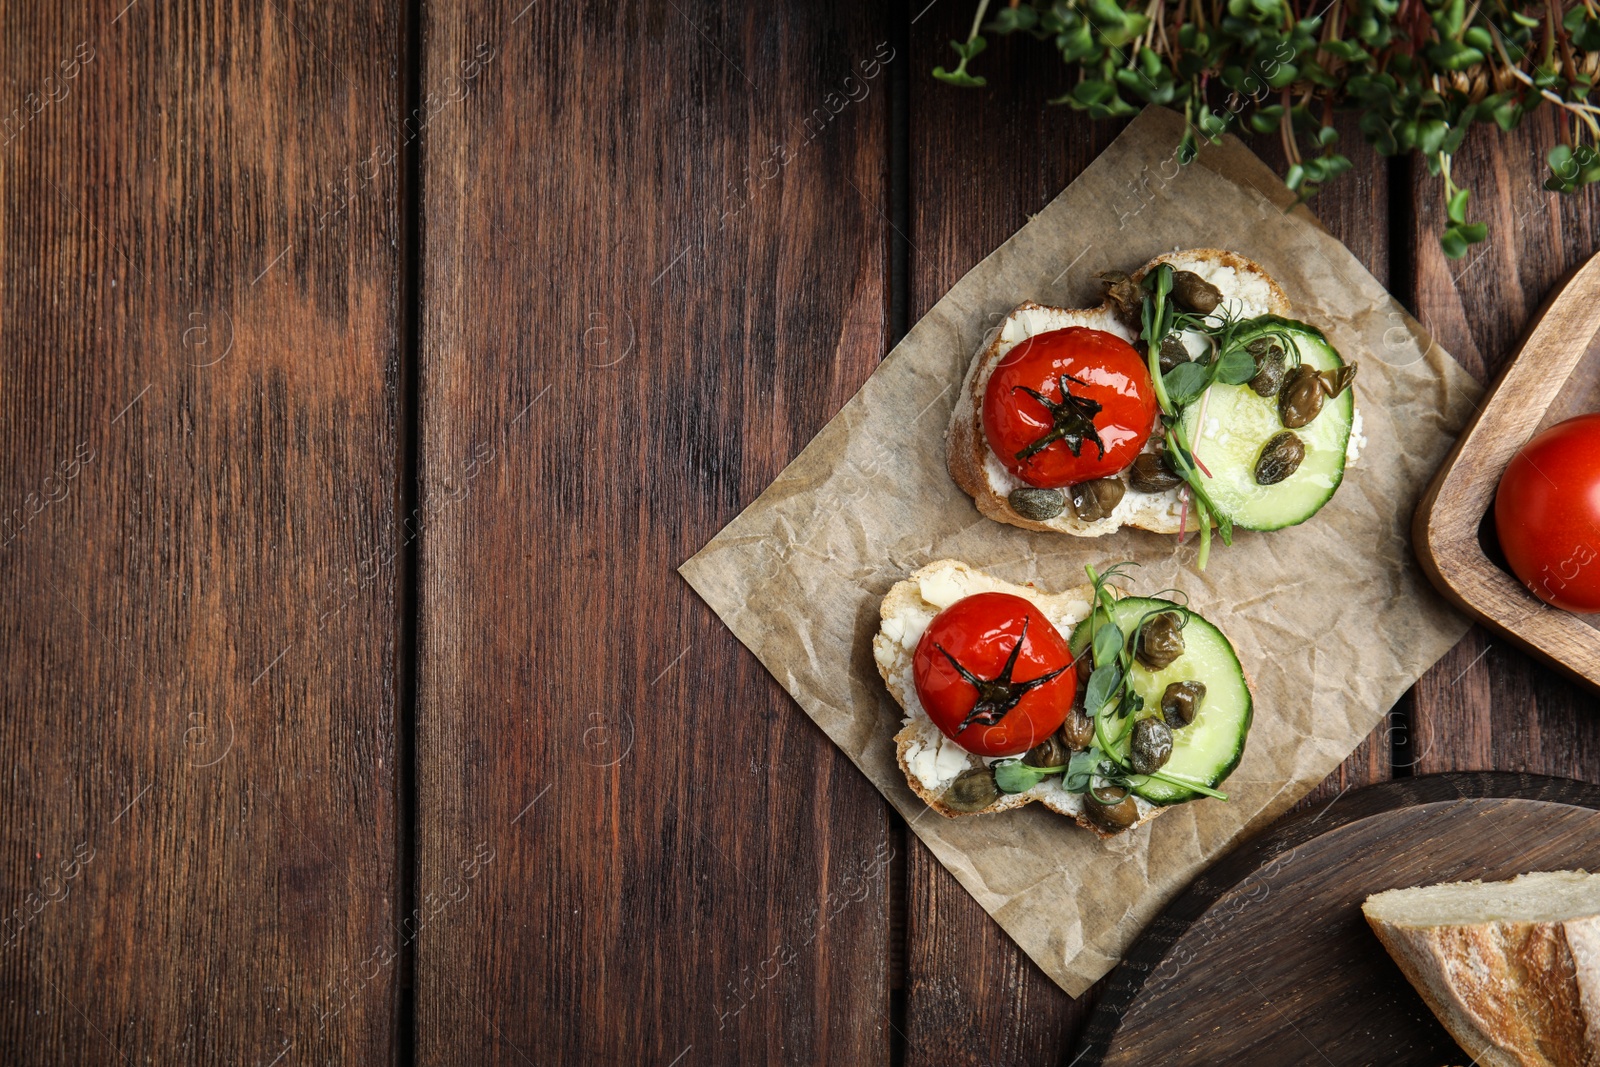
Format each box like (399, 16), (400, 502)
(1085, 662), (1123, 717)
(1177, 127), (1199, 165)
(1439, 226), (1468, 259)
(1163, 359), (1210, 405)
(1214, 345), (1258, 385)
(1360, 112), (1398, 155)
(933, 66), (987, 87)
(1438, 45), (1485, 71)
(1071, 78), (1116, 106)
(1447, 186), (1469, 224)
(1417, 119), (1448, 156)
(1434, 0), (1465, 39)
(993, 759), (1063, 794)
(1491, 98), (1520, 132)
(1092, 617), (1124, 669)
(1063, 747), (1103, 793)
(985, 6), (1039, 33)
(1265, 62), (1299, 90)
(933, 35), (988, 88)
(1248, 110), (1280, 135)
(1321, 153), (1353, 177)
(1320, 39), (1367, 61)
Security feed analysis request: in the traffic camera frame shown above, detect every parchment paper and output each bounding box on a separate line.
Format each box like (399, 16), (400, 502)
(678, 105), (1482, 996)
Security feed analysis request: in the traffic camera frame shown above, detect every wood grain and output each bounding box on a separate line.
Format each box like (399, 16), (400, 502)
(414, 2), (894, 1063)
(0, 1), (404, 1063)
(903, 11), (1118, 1064)
(1081, 773), (1600, 1065)
(904, 13), (1397, 1055)
(1413, 250), (1600, 688)
(1408, 109), (1600, 780)
(10, 1), (1596, 1059)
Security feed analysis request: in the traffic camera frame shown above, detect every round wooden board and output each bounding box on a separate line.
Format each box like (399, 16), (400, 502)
(1076, 773), (1600, 1065)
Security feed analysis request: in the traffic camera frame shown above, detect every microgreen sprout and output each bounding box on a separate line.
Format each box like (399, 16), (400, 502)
(936, 0), (1600, 258)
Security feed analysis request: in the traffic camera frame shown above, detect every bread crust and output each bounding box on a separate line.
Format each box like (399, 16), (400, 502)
(873, 560), (1164, 837)
(1364, 875), (1600, 1067)
(947, 248), (1293, 538)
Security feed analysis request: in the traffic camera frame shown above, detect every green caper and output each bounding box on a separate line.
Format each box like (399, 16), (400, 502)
(1009, 487), (1065, 521)
(1161, 680), (1207, 727)
(1128, 452), (1183, 493)
(942, 766), (1001, 812)
(1136, 611), (1186, 670)
(1098, 269), (1143, 328)
(1158, 334), (1190, 374)
(1279, 364), (1325, 428)
(1068, 477), (1125, 522)
(1170, 270), (1223, 314)
(1246, 341), (1287, 397)
(1059, 707), (1096, 751)
(1022, 733), (1069, 768)
(1255, 431), (1305, 486)
(1129, 718), (1174, 774)
(1083, 784), (1139, 832)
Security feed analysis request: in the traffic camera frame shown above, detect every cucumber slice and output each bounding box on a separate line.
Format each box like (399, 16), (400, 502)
(1177, 318), (1353, 532)
(1069, 597), (1252, 805)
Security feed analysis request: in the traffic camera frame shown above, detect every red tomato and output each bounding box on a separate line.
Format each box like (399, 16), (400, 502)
(912, 592), (1077, 757)
(982, 327), (1158, 489)
(1494, 413), (1600, 613)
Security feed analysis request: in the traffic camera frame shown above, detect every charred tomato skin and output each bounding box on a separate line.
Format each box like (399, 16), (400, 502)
(983, 326), (1159, 490)
(912, 592), (1076, 757)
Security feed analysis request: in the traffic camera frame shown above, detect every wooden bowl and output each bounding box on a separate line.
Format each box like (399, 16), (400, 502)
(1413, 249), (1600, 691)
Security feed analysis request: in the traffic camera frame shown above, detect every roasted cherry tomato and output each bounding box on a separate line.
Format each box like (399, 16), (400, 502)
(982, 327), (1159, 489)
(1494, 412), (1600, 613)
(912, 592), (1077, 757)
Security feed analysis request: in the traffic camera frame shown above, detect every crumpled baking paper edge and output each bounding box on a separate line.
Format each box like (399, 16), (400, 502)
(679, 106), (1482, 997)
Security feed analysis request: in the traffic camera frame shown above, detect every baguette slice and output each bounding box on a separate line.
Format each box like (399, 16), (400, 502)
(1363, 871), (1600, 1067)
(870, 559), (1163, 836)
(947, 248), (1291, 537)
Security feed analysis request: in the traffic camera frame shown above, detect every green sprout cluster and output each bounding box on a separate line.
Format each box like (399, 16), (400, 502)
(934, 0), (1600, 257)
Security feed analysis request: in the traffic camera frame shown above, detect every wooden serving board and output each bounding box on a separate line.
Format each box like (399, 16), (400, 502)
(1414, 250), (1600, 691)
(1076, 773), (1600, 1065)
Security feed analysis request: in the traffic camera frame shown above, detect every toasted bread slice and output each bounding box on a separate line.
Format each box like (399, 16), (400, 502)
(1364, 872), (1600, 1067)
(871, 559), (1163, 836)
(947, 248), (1293, 537)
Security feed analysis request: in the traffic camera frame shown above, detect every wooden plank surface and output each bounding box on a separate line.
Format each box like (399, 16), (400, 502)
(414, 2), (895, 1063)
(0, 1), (404, 1063)
(6, 1), (1595, 1060)
(1412, 250), (1600, 690)
(904, 13), (1116, 1062)
(904, 9), (1396, 1061)
(1408, 110), (1600, 779)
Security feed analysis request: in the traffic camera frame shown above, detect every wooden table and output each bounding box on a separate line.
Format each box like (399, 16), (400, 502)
(3, 2), (1597, 1064)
